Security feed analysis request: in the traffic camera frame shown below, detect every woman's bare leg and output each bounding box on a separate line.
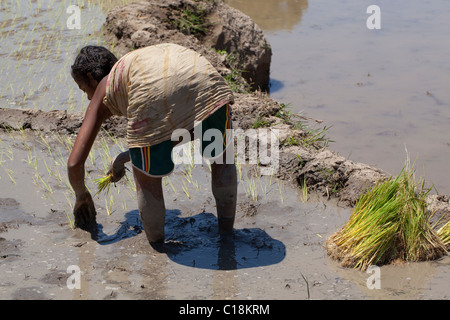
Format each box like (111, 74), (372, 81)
(132, 166), (166, 243)
(211, 157), (237, 234)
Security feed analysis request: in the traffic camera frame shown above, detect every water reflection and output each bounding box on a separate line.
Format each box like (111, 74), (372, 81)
(225, 0), (308, 32)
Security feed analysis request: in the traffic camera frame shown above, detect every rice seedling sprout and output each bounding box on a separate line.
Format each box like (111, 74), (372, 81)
(4, 167), (16, 184)
(94, 173), (114, 196)
(300, 177), (308, 203)
(278, 179), (285, 204)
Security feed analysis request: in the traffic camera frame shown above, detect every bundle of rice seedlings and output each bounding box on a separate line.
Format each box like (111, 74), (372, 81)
(326, 165), (447, 271)
(437, 220), (450, 247)
(94, 165), (127, 196)
(94, 173), (114, 196)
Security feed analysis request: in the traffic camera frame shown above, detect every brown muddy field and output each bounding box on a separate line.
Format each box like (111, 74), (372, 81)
(0, 103), (449, 300)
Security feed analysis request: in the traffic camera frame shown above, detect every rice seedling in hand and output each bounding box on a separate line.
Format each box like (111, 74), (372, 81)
(94, 152), (128, 196)
(94, 166), (127, 196)
(94, 173), (114, 195)
(326, 164), (447, 271)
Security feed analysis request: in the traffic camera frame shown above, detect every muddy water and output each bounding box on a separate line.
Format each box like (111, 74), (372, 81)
(1, 131), (449, 300)
(0, 0), (106, 112)
(226, 0), (450, 195)
(1, 0), (449, 301)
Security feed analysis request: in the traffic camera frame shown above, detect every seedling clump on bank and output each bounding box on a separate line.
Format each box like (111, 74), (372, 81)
(326, 162), (448, 270)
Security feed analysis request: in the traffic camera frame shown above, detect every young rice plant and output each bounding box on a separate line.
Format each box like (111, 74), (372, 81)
(326, 163), (448, 271)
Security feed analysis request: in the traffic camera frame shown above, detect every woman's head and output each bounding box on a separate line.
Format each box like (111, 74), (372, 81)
(71, 46), (118, 99)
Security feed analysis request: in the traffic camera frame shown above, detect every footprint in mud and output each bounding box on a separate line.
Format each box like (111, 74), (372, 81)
(153, 210), (286, 270)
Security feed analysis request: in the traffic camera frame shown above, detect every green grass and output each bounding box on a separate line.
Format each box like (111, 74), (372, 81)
(327, 163), (448, 270)
(252, 116), (271, 129)
(214, 49), (249, 93)
(275, 103), (333, 149)
(172, 7), (211, 36)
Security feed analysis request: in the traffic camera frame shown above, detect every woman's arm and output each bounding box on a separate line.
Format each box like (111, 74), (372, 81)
(67, 77), (112, 227)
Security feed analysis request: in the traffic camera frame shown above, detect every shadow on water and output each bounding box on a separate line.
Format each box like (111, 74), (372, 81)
(85, 209), (285, 270)
(269, 78), (284, 93)
(153, 210), (286, 270)
(82, 210), (144, 245)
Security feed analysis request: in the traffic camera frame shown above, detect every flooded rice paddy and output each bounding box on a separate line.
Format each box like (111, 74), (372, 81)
(0, 0), (449, 300)
(1, 130), (449, 299)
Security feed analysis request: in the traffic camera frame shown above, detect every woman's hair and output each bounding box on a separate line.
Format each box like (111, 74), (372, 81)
(71, 46), (118, 83)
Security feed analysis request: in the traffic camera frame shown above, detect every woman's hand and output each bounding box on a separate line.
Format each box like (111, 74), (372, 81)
(73, 191), (97, 228)
(107, 151), (130, 183)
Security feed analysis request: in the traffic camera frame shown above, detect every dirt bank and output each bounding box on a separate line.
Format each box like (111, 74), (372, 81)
(102, 0), (271, 92)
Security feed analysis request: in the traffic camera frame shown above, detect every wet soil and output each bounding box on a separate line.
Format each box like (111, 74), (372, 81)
(2, 91), (450, 212)
(1, 153), (448, 299)
(1, 93), (449, 300)
(0, 0), (448, 301)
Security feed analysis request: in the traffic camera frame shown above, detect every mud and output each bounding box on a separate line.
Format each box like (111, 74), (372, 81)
(1, 90), (449, 300)
(2, 91), (450, 214)
(0, 129), (448, 300)
(0, 0), (449, 301)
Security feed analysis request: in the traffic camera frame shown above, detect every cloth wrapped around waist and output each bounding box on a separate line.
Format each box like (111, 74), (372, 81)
(103, 43), (234, 148)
